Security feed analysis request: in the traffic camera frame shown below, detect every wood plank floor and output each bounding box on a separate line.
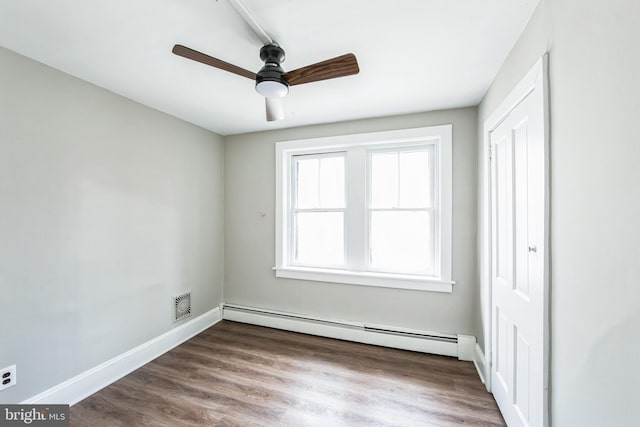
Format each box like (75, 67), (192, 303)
(71, 321), (505, 426)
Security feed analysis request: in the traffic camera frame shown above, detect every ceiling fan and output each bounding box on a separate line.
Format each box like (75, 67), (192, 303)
(172, 0), (360, 122)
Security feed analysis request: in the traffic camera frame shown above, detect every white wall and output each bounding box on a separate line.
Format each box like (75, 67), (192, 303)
(0, 47), (225, 403)
(224, 108), (478, 335)
(478, 0), (640, 425)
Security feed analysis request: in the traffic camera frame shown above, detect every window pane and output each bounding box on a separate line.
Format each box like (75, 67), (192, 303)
(370, 152), (398, 208)
(295, 157), (319, 209)
(319, 156), (345, 208)
(369, 211), (433, 273)
(295, 212), (344, 266)
(399, 150), (431, 208)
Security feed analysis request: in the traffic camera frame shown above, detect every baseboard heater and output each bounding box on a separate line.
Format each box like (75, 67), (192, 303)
(222, 304), (473, 360)
(362, 325), (457, 343)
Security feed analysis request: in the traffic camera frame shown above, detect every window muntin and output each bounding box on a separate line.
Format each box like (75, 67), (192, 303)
(370, 149), (433, 209)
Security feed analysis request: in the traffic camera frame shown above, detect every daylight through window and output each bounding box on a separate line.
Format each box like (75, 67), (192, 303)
(275, 126), (453, 292)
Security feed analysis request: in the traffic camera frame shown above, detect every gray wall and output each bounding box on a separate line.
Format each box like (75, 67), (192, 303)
(7, 0), (638, 421)
(0, 47), (225, 403)
(478, 0), (640, 425)
(224, 108), (478, 335)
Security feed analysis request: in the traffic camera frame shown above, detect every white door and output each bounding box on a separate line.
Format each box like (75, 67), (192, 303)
(490, 73), (547, 426)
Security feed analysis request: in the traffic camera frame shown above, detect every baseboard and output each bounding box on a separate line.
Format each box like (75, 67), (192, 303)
(22, 306), (222, 406)
(473, 343), (490, 390)
(22, 303), (476, 406)
(456, 334), (476, 362)
(223, 304), (476, 361)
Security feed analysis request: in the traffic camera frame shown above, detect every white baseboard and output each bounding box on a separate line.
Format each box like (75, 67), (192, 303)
(22, 303), (477, 406)
(473, 343), (490, 390)
(223, 304), (476, 361)
(22, 306), (222, 406)
(456, 334), (476, 362)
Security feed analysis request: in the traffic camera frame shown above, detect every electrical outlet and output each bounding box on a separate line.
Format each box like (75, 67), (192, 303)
(0, 365), (16, 391)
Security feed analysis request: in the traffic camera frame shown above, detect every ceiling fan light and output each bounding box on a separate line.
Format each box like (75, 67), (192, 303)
(265, 97), (284, 121)
(256, 80), (289, 98)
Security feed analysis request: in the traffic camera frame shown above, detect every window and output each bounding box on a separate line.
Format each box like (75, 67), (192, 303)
(292, 153), (346, 268)
(275, 125), (453, 292)
(368, 147), (435, 275)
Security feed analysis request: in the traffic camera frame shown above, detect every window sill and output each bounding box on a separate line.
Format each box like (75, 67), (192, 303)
(273, 266), (454, 293)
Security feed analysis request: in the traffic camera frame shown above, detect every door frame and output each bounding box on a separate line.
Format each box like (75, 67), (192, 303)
(479, 54), (550, 426)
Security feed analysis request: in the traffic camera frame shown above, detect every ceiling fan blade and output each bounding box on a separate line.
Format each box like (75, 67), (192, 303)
(265, 97), (284, 121)
(172, 44), (256, 80)
(283, 53), (359, 86)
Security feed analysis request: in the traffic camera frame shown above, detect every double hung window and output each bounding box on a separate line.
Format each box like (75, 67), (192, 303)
(291, 153), (346, 268)
(275, 125), (453, 292)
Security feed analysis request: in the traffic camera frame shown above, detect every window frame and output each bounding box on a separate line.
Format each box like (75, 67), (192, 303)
(275, 125), (454, 293)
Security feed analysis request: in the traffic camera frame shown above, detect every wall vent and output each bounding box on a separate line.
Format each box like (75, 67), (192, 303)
(174, 291), (191, 322)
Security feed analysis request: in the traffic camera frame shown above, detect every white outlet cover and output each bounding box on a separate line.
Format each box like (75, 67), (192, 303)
(0, 364), (17, 391)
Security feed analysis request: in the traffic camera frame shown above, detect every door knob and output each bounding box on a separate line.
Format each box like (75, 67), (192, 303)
(528, 245), (537, 253)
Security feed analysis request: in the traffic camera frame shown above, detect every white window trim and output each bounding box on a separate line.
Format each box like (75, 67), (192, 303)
(275, 125), (453, 293)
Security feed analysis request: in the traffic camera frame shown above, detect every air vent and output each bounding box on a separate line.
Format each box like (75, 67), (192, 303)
(174, 291), (191, 322)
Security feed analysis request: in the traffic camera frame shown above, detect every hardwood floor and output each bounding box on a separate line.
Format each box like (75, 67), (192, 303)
(71, 321), (505, 426)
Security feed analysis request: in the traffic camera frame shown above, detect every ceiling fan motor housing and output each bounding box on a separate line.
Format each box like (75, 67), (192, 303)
(256, 44), (289, 97)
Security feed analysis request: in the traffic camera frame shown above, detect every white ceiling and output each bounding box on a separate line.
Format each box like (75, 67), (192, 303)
(0, 0), (539, 136)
